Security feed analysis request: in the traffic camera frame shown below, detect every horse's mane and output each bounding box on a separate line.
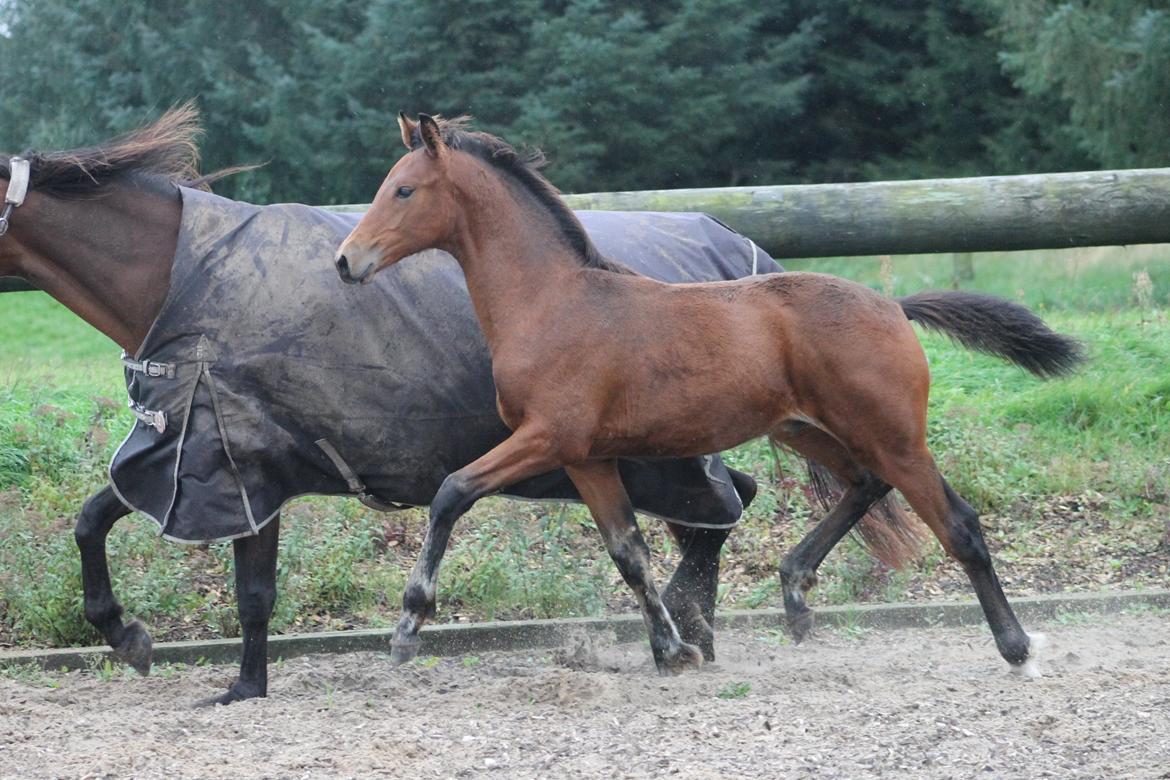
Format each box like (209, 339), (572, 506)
(0, 101), (241, 198)
(406, 116), (636, 275)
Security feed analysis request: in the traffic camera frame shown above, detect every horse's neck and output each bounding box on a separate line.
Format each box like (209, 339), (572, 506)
(12, 181), (180, 353)
(451, 179), (585, 352)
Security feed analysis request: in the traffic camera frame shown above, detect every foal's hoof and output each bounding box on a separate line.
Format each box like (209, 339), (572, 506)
(786, 607), (815, 644)
(390, 637), (421, 666)
(1009, 632), (1049, 679)
(114, 619), (154, 676)
(654, 641), (704, 676)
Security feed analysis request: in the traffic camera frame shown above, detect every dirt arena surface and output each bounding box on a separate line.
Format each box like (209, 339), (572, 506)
(1, 612), (1167, 779)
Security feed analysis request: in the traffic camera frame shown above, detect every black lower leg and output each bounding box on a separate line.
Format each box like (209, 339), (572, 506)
(607, 525), (700, 673)
(73, 486), (152, 673)
(662, 524), (729, 661)
(202, 516), (281, 706)
(779, 474), (891, 641)
(392, 472), (481, 663)
(566, 461), (701, 674)
(941, 481), (1031, 665)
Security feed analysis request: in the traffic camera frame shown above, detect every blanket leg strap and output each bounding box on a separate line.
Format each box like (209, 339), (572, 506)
(314, 438), (415, 512)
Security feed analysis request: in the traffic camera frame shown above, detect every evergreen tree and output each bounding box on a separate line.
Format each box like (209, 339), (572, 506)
(0, 0), (1155, 203)
(989, 0), (1170, 167)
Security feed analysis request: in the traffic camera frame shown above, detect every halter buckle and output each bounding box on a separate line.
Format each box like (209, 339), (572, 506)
(1, 157), (30, 238)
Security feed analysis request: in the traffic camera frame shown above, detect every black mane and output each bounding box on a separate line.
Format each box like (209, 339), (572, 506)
(0, 102), (238, 198)
(408, 116), (635, 275)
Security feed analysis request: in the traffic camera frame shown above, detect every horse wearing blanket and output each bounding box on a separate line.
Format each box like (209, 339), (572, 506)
(0, 107), (807, 703)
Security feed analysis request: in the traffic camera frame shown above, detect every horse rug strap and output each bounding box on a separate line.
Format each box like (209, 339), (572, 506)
(314, 438), (414, 512)
(108, 187), (782, 543)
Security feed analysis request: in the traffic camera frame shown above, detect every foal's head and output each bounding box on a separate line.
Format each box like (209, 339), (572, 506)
(336, 113), (612, 284)
(335, 113), (463, 284)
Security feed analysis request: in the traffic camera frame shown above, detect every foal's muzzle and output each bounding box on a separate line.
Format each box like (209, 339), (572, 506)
(334, 244), (379, 286)
(335, 253), (374, 285)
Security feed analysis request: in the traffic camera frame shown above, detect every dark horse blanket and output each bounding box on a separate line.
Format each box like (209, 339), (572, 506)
(109, 187), (780, 543)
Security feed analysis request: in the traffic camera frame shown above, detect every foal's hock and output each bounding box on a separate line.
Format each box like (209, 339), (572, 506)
(338, 113), (1084, 675)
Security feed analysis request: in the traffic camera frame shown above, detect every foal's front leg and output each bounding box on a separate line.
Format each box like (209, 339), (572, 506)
(74, 486), (153, 674)
(567, 460), (703, 675)
(389, 425), (560, 664)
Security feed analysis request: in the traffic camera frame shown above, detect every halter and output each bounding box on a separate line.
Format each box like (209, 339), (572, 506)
(0, 157), (31, 237)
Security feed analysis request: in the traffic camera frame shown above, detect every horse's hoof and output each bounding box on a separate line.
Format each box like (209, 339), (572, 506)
(675, 612), (716, 662)
(194, 680), (264, 708)
(655, 641), (704, 676)
(696, 633), (716, 663)
(786, 608), (815, 644)
(1009, 632), (1049, 679)
(390, 637), (421, 666)
(114, 619), (154, 676)
(684, 617), (716, 662)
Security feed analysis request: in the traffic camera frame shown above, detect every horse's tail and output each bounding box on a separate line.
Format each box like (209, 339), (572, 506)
(806, 461), (925, 569)
(898, 291), (1085, 378)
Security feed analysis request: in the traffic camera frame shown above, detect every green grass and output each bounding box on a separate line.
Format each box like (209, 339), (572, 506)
(1, 244), (1168, 649)
(784, 245), (1170, 312)
(0, 293), (122, 384)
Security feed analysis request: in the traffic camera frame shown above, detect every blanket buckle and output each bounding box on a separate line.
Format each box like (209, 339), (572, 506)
(128, 400), (167, 434)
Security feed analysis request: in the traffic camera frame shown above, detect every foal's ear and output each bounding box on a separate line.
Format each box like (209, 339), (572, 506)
(398, 111), (417, 151)
(418, 113), (447, 160)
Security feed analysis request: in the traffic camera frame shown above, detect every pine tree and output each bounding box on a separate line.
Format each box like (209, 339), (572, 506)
(989, 0), (1170, 168)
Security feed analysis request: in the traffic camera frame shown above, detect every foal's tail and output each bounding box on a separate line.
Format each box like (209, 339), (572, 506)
(898, 291), (1085, 378)
(806, 461), (925, 569)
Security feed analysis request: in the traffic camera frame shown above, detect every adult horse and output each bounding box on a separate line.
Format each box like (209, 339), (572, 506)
(336, 114), (1083, 675)
(0, 106), (828, 704)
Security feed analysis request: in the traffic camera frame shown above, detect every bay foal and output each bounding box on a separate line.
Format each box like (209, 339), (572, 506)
(337, 114), (1083, 674)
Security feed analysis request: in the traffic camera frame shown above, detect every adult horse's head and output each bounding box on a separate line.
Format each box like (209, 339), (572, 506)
(0, 105), (218, 350)
(335, 113), (460, 285)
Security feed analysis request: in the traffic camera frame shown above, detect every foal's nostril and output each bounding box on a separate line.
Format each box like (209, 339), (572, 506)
(337, 255), (350, 273)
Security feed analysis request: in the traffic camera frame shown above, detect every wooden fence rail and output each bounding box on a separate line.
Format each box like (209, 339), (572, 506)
(3, 167), (1168, 293)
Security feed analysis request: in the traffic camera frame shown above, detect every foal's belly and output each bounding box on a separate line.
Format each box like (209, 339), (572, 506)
(588, 369), (791, 459)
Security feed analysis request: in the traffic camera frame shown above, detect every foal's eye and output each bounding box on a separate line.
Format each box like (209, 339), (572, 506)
(395, 186), (414, 199)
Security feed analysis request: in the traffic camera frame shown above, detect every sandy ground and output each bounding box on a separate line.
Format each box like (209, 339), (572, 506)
(1, 613), (1168, 779)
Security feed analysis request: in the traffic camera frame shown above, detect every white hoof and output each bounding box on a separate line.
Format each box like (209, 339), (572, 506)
(1010, 632), (1048, 679)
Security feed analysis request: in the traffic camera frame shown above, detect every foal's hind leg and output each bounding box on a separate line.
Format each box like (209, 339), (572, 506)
(661, 523), (729, 661)
(74, 486), (153, 675)
(389, 424), (562, 664)
(879, 452), (1036, 669)
(772, 427), (892, 642)
(567, 460), (703, 675)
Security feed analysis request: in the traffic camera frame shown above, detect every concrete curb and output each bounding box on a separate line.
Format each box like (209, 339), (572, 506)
(3, 589), (1167, 673)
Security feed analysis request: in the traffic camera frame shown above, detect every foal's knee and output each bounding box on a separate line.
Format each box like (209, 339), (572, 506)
(432, 471), (479, 522)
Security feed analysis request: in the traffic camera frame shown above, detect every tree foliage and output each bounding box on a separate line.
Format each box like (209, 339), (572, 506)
(991, 0), (1170, 168)
(0, 0), (1161, 204)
